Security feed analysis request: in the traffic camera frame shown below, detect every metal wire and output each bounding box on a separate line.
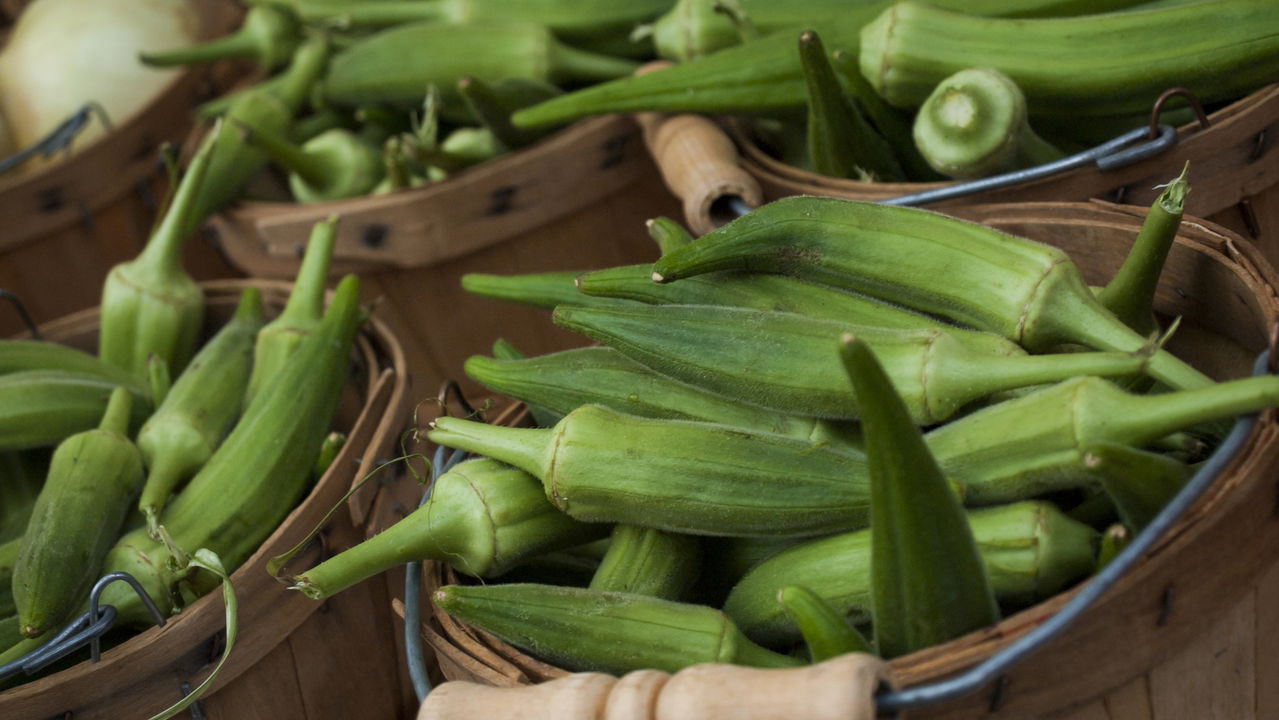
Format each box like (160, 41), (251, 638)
(0, 103), (111, 175)
(405, 443), (470, 702)
(0, 290), (40, 339)
(874, 350), (1270, 713)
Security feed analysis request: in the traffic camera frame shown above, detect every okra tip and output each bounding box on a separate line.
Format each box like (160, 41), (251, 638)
(289, 578), (326, 601)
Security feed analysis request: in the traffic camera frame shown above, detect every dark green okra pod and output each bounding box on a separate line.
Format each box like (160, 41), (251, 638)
(777, 585), (874, 661)
(434, 583), (803, 674)
(841, 336), (998, 658)
(291, 458), (608, 599)
(1082, 442), (1190, 532)
(588, 525), (702, 601)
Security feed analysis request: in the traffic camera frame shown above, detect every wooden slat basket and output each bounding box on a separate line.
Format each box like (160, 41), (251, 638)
(0, 0), (246, 338)
(0, 279), (418, 720)
(406, 201), (1279, 718)
(646, 84), (1279, 267)
(210, 114), (683, 397)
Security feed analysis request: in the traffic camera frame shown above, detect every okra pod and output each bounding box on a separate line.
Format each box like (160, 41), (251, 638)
(589, 525), (702, 601)
(0, 371), (150, 452)
(140, 5), (302, 70)
(799, 30), (902, 182)
(553, 303), (1149, 424)
(777, 585), (874, 661)
(859, 0), (1279, 116)
(0, 341), (144, 389)
(0, 537), (19, 618)
(434, 583), (804, 674)
(1095, 523), (1130, 570)
(647, 216), (694, 256)
(136, 289), (264, 532)
(829, 49), (941, 182)
(724, 501), (1097, 646)
(458, 75), (563, 149)
(650, 197), (1212, 391)
(245, 216), (338, 406)
(14, 387), (144, 637)
(1096, 165), (1189, 336)
(462, 270), (633, 310)
(0, 450), (47, 544)
(240, 121), (384, 203)
(842, 335), (998, 658)
(291, 458), (608, 599)
(1083, 442), (1189, 532)
(912, 67), (1063, 179)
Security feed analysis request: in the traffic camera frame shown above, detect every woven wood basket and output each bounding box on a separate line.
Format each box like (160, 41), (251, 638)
(408, 201), (1279, 718)
(0, 279), (418, 720)
(0, 0), (246, 338)
(645, 84), (1279, 267)
(211, 114), (683, 397)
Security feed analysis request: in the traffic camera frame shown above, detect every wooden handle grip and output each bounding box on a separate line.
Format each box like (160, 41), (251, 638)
(633, 63), (762, 236)
(417, 654), (890, 720)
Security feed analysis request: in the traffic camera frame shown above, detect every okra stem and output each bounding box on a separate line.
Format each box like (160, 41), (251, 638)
(237, 119), (330, 187)
(280, 217), (337, 327)
(461, 270), (596, 310)
(142, 30), (260, 67)
(140, 6), (301, 70)
(426, 418), (549, 479)
(136, 130), (215, 277)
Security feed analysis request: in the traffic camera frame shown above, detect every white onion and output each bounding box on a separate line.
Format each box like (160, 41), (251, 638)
(0, 0), (199, 169)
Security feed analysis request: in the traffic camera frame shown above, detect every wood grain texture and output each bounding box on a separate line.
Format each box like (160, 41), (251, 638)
(1149, 591), (1256, 719)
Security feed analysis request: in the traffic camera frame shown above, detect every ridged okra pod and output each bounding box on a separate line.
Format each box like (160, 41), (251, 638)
(799, 30), (902, 182)
(186, 33), (331, 232)
(0, 371), (150, 452)
(246, 217), (338, 406)
(859, 0), (1279, 116)
(322, 21), (639, 110)
(912, 67), (1063, 179)
(927, 375), (1279, 505)
(434, 583), (803, 674)
(0, 451), (46, 543)
(461, 269), (620, 310)
(428, 404), (870, 538)
(554, 303), (1149, 424)
(14, 387), (144, 637)
(829, 49), (941, 182)
(576, 264), (940, 330)
(99, 276), (365, 625)
(650, 197), (1212, 391)
(1096, 165), (1189, 336)
(241, 123), (384, 203)
(0, 536), (20, 618)
(1082, 442), (1189, 532)
(291, 458), (608, 599)
(777, 585), (874, 661)
(136, 289), (264, 532)
(724, 501), (1097, 646)
(0, 341), (144, 389)
(464, 347), (826, 440)
(98, 134), (215, 379)
(588, 525), (702, 601)
(140, 5), (302, 70)
(842, 336), (998, 657)
(648, 216), (694, 256)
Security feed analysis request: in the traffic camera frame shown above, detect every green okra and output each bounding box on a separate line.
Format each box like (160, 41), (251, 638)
(1082, 442), (1189, 533)
(0, 451), (44, 544)
(461, 270), (628, 310)
(553, 303), (1150, 424)
(648, 216), (695, 256)
(99, 132), (214, 380)
(240, 122), (384, 203)
(0, 614), (20, 658)
(514, 0), (1151, 128)
(458, 75), (563, 149)
(1095, 523), (1130, 571)
(912, 67), (1064, 179)
(650, 197), (1213, 391)
(799, 30), (902, 182)
(322, 21), (639, 111)
(486, 340), (562, 428)
(136, 289), (264, 533)
(841, 335), (998, 658)
(146, 354), (171, 407)
(100, 276), (365, 626)
(434, 583), (804, 674)
(928, 374), (1279, 505)
(463, 347), (822, 439)
(0, 371), (151, 452)
(0, 536), (20, 618)
(828, 49), (942, 182)
(1096, 165), (1189, 337)
(724, 501), (1097, 646)
(0, 341), (144, 389)
(14, 387), (144, 638)
(589, 525), (702, 601)
(492, 338), (524, 361)
(245, 216), (338, 406)
(777, 585), (874, 661)
(186, 33), (331, 232)
(859, 0), (1279, 117)
(140, 5), (302, 70)
(428, 404), (871, 538)
(576, 264), (940, 330)
(291, 458), (608, 599)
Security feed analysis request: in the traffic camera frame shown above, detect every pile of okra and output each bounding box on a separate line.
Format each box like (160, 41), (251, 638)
(295, 177), (1279, 671)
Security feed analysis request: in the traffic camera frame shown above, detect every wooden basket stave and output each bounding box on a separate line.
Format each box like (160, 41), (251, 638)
(407, 202), (1279, 718)
(0, 279), (417, 720)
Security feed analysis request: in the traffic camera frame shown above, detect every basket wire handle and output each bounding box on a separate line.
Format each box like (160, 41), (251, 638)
(0, 571), (167, 682)
(874, 349), (1270, 714)
(0, 289), (40, 339)
(0, 102), (112, 175)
